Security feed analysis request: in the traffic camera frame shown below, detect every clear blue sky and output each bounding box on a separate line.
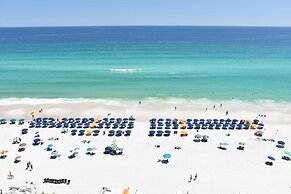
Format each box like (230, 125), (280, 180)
(1, 0), (291, 27)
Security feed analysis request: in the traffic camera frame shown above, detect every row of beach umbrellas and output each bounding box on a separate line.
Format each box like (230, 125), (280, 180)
(150, 118), (260, 125)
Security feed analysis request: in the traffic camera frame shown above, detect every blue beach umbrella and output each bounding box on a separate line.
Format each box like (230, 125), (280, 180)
(93, 129), (100, 133)
(105, 146), (113, 151)
(163, 154), (171, 159)
(34, 138), (41, 142)
(87, 148), (96, 152)
(79, 130), (85, 133)
(157, 130), (163, 133)
(48, 144), (53, 148)
(278, 141), (285, 145)
(268, 156), (275, 161)
(71, 129), (77, 133)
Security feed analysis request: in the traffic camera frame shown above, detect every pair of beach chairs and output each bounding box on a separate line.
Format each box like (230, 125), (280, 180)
(43, 178), (70, 185)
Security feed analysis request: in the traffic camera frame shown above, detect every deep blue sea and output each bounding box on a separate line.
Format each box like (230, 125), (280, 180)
(0, 26), (291, 101)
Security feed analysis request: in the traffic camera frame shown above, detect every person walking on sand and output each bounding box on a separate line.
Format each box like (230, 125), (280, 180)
(226, 110), (229, 116)
(188, 174), (193, 183)
(174, 106), (177, 111)
(194, 172), (197, 181)
(26, 162), (30, 170)
(30, 164), (33, 171)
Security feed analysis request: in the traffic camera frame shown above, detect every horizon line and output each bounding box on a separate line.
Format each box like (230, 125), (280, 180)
(1, 24), (291, 28)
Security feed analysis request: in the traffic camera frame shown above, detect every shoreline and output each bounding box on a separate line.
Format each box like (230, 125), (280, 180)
(1, 98), (291, 125)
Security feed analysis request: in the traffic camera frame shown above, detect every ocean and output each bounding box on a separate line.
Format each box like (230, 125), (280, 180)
(0, 26), (291, 102)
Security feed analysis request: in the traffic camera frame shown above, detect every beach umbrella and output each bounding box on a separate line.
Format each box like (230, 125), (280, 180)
(48, 144), (53, 148)
(181, 129), (188, 135)
(0, 150), (8, 154)
(87, 129), (93, 133)
(220, 142), (228, 146)
(15, 156), (21, 160)
(19, 143), (27, 147)
(220, 119), (225, 123)
(202, 135), (209, 139)
(34, 138), (41, 142)
(157, 130), (163, 134)
(10, 119), (16, 123)
(164, 130), (171, 134)
(179, 118), (186, 123)
(284, 151), (291, 156)
(195, 134), (201, 139)
(87, 148), (94, 152)
(117, 147), (124, 152)
(95, 118), (102, 122)
(278, 141), (285, 145)
(213, 119), (219, 123)
(74, 148), (80, 151)
(52, 150), (59, 155)
(123, 187), (130, 194)
(166, 118), (171, 121)
(93, 129), (100, 133)
(150, 118), (156, 123)
(90, 123), (97, 128)
(111, 143), (118, 150)
(268, 156), (275, 161)
(232, 119), (238, 123)
(253, 119), (259, 123)
(105, 146), (113, 151)
(79, 130), (85, 133)
(109, 130), (115, 134)
(163, 154), (171, 159)
(181, 123), (187, 128)
(71, 129), (77, 133)
(149, 130), (155, 134)
(239, 142), (245, 145)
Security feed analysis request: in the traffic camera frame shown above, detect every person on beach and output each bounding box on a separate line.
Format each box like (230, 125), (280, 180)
(26, 162), (30, 170)
(226, 110), (229, 116)
(174, 106), (177, 111)
(213, 105), (215, 109)
(205, 107), (207, 111)
(194, 172), (197, 181)
(220, 104), (222, 107)
(103, 130), (106, 136)
(188, 174), (193, 183)
(139, 101), (142, 104)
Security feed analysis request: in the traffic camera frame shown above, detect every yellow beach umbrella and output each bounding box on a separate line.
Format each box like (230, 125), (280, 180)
(87, 129), (93, 134)
(95, 118), (102, 123)
(246, 119), (252, 124)
(123, 188), (130, 194)
(181, 123), (187, 127)
(251, 124), (257, 129)
(179, 118), (186, 123)
(181, 129), (188, 135)
(90, 123), (97, 128)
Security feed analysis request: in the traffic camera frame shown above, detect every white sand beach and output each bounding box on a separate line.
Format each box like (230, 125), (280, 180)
(0, 99), (291, 194)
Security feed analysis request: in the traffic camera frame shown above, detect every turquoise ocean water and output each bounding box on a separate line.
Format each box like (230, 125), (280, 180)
(0, 26), (291, 101)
